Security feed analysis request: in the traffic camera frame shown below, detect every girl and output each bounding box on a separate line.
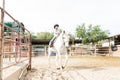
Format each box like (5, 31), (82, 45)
(49, 24), (61, 47)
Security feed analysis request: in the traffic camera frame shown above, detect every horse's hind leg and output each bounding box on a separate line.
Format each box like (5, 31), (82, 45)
(63, 51), (68, 68)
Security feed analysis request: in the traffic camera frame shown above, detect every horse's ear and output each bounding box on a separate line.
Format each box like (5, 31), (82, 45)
(61, 29), (65, 32)
(63, 30), (65, 33)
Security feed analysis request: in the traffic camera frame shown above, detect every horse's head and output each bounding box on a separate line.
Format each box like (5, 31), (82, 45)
(62, 30), (70, 48)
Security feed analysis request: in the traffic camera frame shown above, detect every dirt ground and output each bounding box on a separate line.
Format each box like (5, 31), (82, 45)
(24, 56), (120, 80)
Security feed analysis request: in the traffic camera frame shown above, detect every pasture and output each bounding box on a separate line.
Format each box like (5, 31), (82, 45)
(25, 56), (120, 80)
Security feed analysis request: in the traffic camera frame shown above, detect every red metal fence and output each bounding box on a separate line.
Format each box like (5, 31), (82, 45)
(0, 7), (31, 73)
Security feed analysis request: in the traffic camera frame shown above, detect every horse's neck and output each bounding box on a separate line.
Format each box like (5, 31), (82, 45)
(54, 33), (63, 47)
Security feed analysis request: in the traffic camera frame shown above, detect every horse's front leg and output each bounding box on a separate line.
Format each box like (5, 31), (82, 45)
(63, 48), (69, 68)
(55, 54), (59, 68)
(55, 50), (62, 70)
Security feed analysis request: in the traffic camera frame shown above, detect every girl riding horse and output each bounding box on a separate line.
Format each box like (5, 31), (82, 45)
(49, 24), (61, 47)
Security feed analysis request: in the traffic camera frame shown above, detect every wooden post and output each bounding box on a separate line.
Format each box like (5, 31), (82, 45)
(0, 8), (2, 80)
(108, 38), (111, 56)
(44, 45), (47, 56)
(0, 0), (5, 79)
(0, 0), (3, 80)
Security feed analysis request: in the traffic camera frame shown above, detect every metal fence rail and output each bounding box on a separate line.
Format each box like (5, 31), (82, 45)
(0, 6), (32, 78)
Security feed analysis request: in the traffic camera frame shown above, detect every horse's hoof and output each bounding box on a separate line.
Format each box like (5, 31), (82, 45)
(57, 67), (60, 70)
(56, 66), (65, 70)
(62, 66), (65, 69)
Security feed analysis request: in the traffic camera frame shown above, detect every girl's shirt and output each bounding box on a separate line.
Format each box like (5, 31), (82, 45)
(54, 28), (61, 37)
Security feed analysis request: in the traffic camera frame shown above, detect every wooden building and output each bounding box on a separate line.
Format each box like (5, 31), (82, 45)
(108, 34), (120, 56)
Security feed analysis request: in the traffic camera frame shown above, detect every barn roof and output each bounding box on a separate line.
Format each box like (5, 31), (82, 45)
(108, 33), (120, 38)
(31, 39), (81, 45)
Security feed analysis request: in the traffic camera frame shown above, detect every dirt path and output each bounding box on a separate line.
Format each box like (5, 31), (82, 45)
(24, 56), (120, 80)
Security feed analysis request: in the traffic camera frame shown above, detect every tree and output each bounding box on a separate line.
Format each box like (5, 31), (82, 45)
(76, 23), (86, 40)
(35, 32), (53, 40)
(31, 32), (37, 39)
(76, 23), (109, 54)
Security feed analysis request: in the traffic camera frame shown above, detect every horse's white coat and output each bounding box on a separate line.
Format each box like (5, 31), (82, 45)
(48, 31), (70, 69)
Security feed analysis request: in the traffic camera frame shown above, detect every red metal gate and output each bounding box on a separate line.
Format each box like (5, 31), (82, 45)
(0, 7), (32, 80)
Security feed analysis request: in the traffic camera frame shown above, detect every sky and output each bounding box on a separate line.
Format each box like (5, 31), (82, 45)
(1, 0), (120, 36)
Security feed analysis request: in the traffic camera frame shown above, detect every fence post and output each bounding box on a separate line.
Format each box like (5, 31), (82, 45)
(0, 7), (2, 80)
(44, 45), (48, 56)
(0, 0), (5, 79)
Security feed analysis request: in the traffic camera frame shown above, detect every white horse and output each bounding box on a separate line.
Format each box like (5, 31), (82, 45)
(48, 30), (70, 70)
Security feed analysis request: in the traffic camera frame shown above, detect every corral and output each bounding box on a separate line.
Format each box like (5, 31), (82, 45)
(1, 1), (120, 80)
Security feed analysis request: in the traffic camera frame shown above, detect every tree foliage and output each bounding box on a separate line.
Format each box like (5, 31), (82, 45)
(31, 32), (53, 40)
(76, 23), (109, 44)
(31, 32), (37, 39)
(76, 23), (86, 39)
